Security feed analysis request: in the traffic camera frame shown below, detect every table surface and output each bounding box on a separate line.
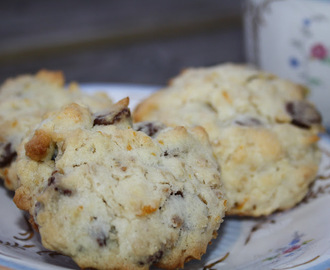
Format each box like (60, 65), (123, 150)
(0, 0), (244, 85)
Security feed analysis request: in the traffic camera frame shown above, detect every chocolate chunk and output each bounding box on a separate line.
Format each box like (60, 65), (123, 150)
(135, 122), (166, 137)
(170, 190), (184, 198)
(54, 187), (72, 196)
(51, 145), (58, 161)
(138, 250), (164, 266)
(48, 171), (59, 186)
(95, 228), (116, 248)
(147, 250), (163, 264)
(48, 176), (56, 186)
(62, 189), (72, 196)
(174, 191), (183, 197)
(96, 235), (107, 247)
(50, 171), (73, 196)
(291, 119), (310, 129)
(286, 101), (322, 129)
(93, 108), (130, 126)
(162, 149), (181, 158)
(0, 143), (17, 168)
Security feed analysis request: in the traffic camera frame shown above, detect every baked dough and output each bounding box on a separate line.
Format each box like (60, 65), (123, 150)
(14, 99), (226, 269)
(134, 63), (323, 216)
(0, 70), (112, 190)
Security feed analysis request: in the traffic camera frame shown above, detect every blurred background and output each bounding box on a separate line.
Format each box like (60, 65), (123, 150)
(0, 0), (244, 85)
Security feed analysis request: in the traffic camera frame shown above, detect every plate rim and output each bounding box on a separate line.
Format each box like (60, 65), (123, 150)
(1, 83), (330, 270)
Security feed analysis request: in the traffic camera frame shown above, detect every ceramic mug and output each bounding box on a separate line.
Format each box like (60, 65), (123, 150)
(244, 0), (330, 129)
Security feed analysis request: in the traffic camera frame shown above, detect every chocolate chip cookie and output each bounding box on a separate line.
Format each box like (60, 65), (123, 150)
(0, 70), (112, 190)
(134, 63), (323, 216)
(14, 99), (226, 269)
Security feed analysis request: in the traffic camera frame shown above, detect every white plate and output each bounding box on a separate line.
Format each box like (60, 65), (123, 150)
(1, 84), (330, 270)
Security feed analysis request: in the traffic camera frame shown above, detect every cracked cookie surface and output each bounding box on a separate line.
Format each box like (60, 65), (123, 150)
(134, 63), (323, 216)
(0, 70), (112, 190)
(14, 98), (226, 270)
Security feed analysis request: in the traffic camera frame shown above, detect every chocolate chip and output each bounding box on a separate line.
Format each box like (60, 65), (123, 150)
(134, 122), (166, 137)
(0, 143), (17, 168)
(48, 171), (73, 196)
(162, 149), (181, 158)
(170, 190), (184, 198)
(48, 176), (55, 186)
(96, 227), (118, 248)
(174, 191), (183, 197)
(93, 108), (131, 126)
(62, 189), (72, 196)
(138, 250), (164, 266)
(96, 235), (107, 247)
(54, 187), (72, 196)
(51, 145), (58, 161)
(291, 119), (310, 129)
(286, 101), (322, 129)
(147, 250), (163, 264)
(48, 171), (58, 186)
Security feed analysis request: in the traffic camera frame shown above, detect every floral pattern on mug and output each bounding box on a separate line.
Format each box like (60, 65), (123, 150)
(289, 16), (330, 87)
(310, 43), (328, 60)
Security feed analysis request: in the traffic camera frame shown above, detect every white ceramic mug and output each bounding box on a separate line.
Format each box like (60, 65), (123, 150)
(244, 0), (330, 129)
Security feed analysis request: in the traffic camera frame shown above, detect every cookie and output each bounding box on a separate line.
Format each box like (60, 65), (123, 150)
(134, 63), (323, 216)
(0, 70), (112, 190)
(13, 98), (226, 270)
